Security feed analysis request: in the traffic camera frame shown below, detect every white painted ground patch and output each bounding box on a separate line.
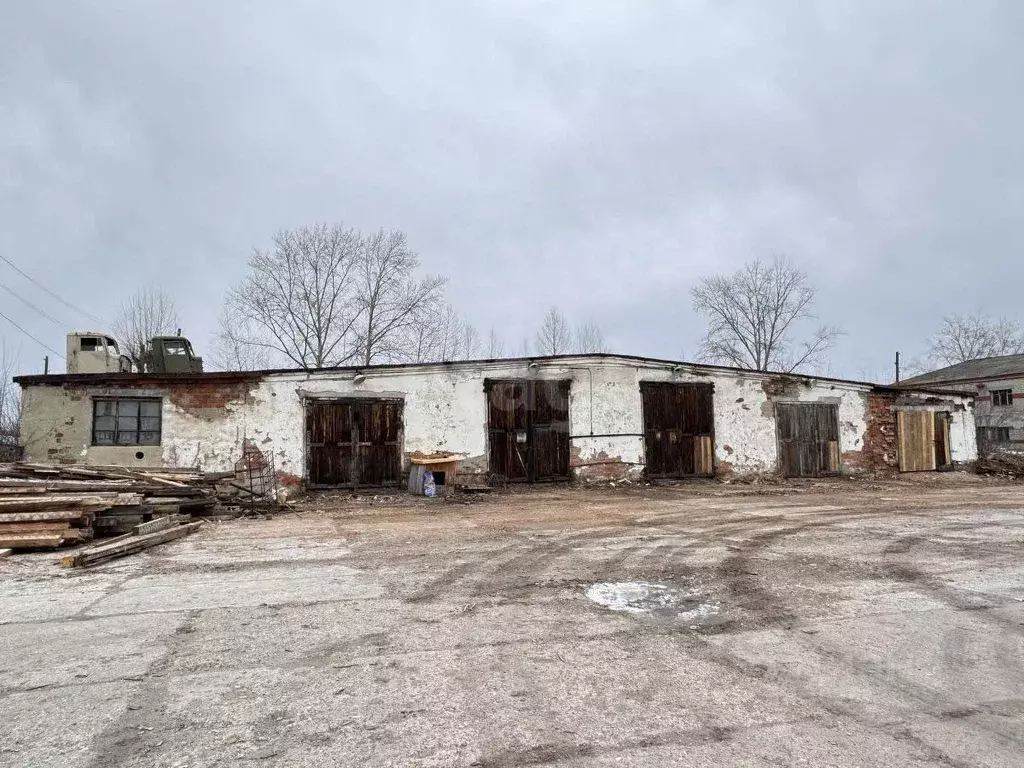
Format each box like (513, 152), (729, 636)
(586, 581), (720, 623)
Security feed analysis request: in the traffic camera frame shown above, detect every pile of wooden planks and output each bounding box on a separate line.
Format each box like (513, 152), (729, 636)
(0, 463), (217, 549)
(63, 515), (202, 568)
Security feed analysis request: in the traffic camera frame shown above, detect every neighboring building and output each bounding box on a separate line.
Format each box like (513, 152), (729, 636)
(14, 354), (977, 485)
(899, 355), (1024, 451)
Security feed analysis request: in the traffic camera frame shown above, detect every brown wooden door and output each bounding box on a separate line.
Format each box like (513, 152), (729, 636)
(935, 412), (952, 469)
(897, 410), (949, 472)
(486, 379), (570, 482)
(305, 399), (403, 487)
(641, 382), (715, 478)
(776, 403), (840, 477)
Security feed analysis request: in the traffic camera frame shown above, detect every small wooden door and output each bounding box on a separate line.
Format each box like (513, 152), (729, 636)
(641, 382), (715, 478)
(776, 403), (840, 477)
(305, 399), (403, 487)
(897, 410), (951, 472)
(485, 379), (570, 482)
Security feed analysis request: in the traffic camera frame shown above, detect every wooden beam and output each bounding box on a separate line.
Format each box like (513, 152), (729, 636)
(62, 522), (202, 567)
(0, 510), (94, 523)
(0, 533), (65, 549)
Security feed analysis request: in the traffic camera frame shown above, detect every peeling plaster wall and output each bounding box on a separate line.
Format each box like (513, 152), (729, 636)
(17, 358), (978, 480)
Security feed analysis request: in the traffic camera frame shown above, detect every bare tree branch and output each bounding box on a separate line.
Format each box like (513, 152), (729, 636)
(485, 328), (505, 358)
(573, 320), (609, 353)
(209, 306), (274, 371)
(112, 286), (179, 370)
(692, 256), (841, 373)
(352, 229), (448, 366)
(926, 313), (1024, 366)
(534, 306), (572, 355)
(224, 224), (364, 368)
(0, 342), (20, 454)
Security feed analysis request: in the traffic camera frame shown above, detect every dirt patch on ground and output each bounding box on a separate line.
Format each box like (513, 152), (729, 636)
(2, 474), (1024, 767)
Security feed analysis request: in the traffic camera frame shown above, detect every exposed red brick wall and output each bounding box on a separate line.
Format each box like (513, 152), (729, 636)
(843, 392), (898, 472)
(570, 445), (638, 482)
(166, 380), (256, 417)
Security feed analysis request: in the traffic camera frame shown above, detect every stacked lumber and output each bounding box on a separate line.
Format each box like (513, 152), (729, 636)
(0, 463), (217, 548)
(63, 515), (202, 568)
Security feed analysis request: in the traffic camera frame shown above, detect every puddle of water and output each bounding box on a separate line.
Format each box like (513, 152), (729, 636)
(585, 581), (719, 623)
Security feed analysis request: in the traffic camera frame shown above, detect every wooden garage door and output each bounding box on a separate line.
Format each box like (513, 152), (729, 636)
(305, 399), (403, 487)
(486, 379), (570, 482)
(776, 403), (840, 477)
(641, 382), (715, 478)
(898, 411), (951, 472)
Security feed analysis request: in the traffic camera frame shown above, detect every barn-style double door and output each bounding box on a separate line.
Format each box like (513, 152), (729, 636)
(305, 399), (403, 487)
(485, 379), (571, 482)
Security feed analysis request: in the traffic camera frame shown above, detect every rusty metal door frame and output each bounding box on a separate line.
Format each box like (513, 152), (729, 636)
(304, 397), (405, 489)
(639, 381), (716, 480)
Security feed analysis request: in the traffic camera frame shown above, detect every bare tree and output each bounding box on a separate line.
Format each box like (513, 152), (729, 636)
(0, 343), (20, 457)
(352, 229), (448, 366)
(573, 320), (609, 353)
(485, 328), (505, 358)
(209, 307), (273, 371)
(692, 256), (841, 373)
(112, 286), (179, 369)
(926, 313), (1024, 366)
(534, 306), (572, 356)
(225, 224), (363, 368)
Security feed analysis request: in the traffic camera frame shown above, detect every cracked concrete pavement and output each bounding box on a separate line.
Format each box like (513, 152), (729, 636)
(1, 476), (1023, 766)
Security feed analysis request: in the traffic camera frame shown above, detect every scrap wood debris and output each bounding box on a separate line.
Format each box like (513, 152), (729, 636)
(62, 515), (202, 568)
(0, 462), (218, 550)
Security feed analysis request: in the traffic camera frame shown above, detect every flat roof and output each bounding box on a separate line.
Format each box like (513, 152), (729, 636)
(13, 352), (974, 398)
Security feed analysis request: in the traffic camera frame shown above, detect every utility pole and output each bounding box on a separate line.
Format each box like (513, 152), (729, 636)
(43, 356), (49, 375)
(895, 351), (900, 384)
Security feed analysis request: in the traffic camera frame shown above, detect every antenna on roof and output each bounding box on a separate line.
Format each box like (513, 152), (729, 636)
(895, 351), (901, 384)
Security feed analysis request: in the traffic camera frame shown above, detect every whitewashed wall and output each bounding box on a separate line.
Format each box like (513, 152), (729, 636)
(20, 356), (977, 478)
(157, 358), (918, 478)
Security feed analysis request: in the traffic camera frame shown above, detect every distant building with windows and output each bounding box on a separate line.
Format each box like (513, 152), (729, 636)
(899, 355), (1024, 450)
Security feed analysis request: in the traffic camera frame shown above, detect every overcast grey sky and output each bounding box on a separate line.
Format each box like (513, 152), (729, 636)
(2, 1), (1022, 380)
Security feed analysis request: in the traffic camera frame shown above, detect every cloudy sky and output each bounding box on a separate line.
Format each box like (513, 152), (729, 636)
(2, 1), (1022, 380)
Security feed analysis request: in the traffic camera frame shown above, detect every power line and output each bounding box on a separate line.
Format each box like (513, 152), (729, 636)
(0, 309), (65, 359)
(0, 253), (103, 326)
(0, 279), (64, 326)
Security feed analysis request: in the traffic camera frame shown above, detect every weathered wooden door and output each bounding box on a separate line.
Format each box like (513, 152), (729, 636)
(776, 403), (840, 477)
(486, 379), (570, 482)
(897, 410), (951, 472)
(305, 399), (403, 487)
(641, 382), (715, 478)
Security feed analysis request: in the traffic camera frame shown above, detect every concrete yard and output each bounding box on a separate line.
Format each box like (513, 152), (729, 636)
(1, 476), (1023, 767)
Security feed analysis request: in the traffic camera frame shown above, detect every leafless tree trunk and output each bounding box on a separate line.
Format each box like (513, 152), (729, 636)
(926, 313), (1024, 366)
(353, 229), (448, 366)
(485, 328), (505, 358)
(225, 224), (364, 368)
(112, 286), (179, 370)
(402, 303), (480, 362)
(573, 320), (609, 353)
(209, 307), (273, 371)
(0, 343), (20, 458)
(534, 306), (572, 356)
(692, 257), (841, 373)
